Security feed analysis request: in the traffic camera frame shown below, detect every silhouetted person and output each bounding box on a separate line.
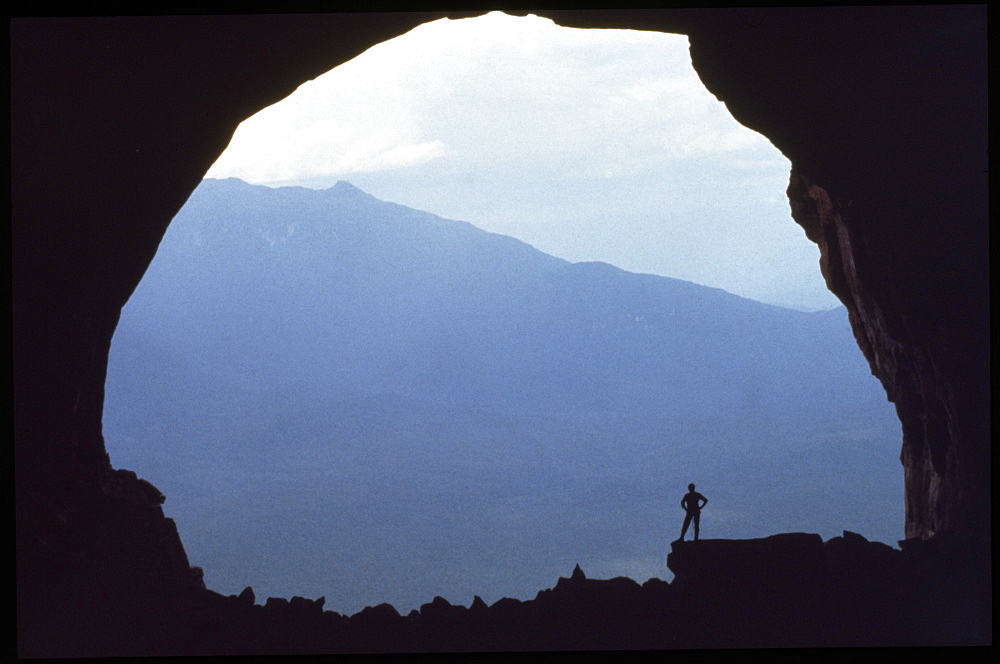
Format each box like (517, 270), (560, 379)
(679, 483), (708, 541)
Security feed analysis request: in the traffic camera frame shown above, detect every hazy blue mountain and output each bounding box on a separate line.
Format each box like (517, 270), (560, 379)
(104, 177), (903, 615)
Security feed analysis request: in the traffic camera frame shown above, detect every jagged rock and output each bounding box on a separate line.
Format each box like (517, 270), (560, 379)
(236, 586), (255, 606)
(351, 602), (400, 623)
(549, 563), (588, 595)
(264, 597), (289, 611)
(189, 566), (205, 589)
(641, 577), (669, 591)
(136, 478), (166, 505)
(842, 530), (868, 544)
(419, 595), (461, 621)
(824, 530), (900, 572)
(289, 595), (324, 615)
(489, 597), (523, 613)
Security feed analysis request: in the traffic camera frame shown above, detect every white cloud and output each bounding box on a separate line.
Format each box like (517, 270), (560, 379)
(204, 11), (839, 311)
(675, 128), (771, 157)
(376, 140), (450, 171)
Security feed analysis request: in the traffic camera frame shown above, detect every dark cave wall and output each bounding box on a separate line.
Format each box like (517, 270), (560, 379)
(12, 12), (461, 486)
(533, 7), (990, 541)
(13, 14), (471, 637)
(12, 8), (988, 649)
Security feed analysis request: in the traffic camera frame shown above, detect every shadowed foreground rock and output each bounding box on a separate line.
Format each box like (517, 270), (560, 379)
(665, 532), (989, 648)
(12, 9), (988, 657)
(24, 531), (988, 656)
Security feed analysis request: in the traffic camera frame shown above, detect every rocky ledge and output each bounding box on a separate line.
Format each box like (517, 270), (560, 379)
(28, 531), (988, 656)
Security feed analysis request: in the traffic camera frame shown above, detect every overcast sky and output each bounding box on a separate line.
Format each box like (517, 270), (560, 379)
(206, 12), (840, 311)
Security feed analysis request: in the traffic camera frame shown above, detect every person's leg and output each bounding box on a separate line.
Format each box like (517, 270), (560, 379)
(693, 512), (700, 541)
(680, 512), (692, 540)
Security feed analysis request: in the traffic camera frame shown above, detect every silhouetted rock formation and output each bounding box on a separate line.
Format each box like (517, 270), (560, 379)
(23, 532), (985, 656)
(12, 8), (988, 656)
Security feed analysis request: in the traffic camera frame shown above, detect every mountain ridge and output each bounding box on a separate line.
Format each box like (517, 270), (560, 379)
(204, 177), (838, 314)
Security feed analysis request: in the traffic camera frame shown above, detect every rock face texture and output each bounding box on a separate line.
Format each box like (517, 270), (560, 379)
(539, 5), (990, 545)
(12, 8), (988, 656)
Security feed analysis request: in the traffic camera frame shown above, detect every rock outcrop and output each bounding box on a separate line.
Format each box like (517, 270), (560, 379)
(21, 533), (988, 655)
(12, 8), (988, 656)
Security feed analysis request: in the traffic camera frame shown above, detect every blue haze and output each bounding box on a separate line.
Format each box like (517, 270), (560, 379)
(104, 178), (903, 615)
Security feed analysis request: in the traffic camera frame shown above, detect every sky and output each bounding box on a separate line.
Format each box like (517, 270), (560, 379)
(206, 11), (841, 311)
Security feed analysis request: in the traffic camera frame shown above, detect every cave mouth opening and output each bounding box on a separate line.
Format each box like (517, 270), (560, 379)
(102, 12), (902, 616)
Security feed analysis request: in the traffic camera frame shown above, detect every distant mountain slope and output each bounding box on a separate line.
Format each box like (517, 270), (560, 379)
(104, 178), (902, 615)
(118, 177), (882, 417)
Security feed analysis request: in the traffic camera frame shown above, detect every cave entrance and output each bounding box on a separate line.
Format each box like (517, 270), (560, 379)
(103, 12), (902, 617)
